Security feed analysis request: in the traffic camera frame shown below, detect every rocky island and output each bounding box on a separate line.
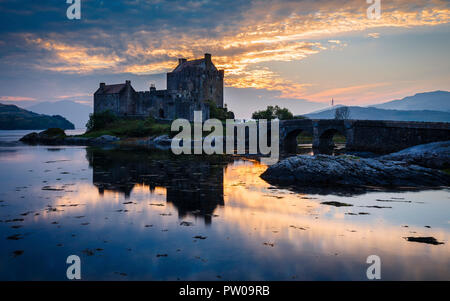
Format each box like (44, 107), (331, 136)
(261, 141), (450, 189)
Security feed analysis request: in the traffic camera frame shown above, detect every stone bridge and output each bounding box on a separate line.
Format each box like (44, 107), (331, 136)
(279, 119), (450, 154)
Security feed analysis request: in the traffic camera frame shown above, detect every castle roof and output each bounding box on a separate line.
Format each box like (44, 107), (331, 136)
(172, 59), (205, 72)
(172, 54), (219, 73)
(97, 84), (127, 94)
(95, 81), (136, 95)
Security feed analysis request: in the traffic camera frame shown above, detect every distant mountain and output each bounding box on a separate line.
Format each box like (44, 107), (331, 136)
(0, 103), (75, 130)
(373, 91), (450, 112)
(304, 106), (450, 122)
(27, 100), (92, 129)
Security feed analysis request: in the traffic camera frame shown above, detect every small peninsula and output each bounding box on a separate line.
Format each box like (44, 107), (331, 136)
(0, 103), (75, 130)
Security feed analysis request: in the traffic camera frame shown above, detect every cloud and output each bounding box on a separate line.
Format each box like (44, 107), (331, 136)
(74, 100), (92, 105)
(56, 93), (91, 99)
(25, 36), (125, 73)
(0, 0), (449, 103)
(367, 33), (380, 38)
(0, 96), (36, 102)
(304, 83), (391, 102)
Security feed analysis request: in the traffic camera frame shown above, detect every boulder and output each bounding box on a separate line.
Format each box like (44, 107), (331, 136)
(92, 135), (120, 144)
(64, 137), (92, 145)
(148, 135), (172, 150)
(380, 141), (450, 169)
(20, 128), (66, 144)
(19, 132), (39, 144)
(261, 155), (449, 188)
(39, 128), (66, 138)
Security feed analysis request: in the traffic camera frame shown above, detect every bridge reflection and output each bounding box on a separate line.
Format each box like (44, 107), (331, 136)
(86, 148), (226, 225)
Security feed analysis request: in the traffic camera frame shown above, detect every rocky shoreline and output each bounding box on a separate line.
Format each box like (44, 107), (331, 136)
(380, 141), (449, 169)
(19, 130), (450, 189)
(261, 150), (450, 189)
(19, 129), (172, 150)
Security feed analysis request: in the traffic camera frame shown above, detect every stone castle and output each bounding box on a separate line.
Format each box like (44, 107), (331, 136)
(94, 53), (224, 121)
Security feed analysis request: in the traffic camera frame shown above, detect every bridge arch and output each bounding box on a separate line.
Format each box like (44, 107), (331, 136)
(314, 128), (347, 154)
(279, 119), (315, 154)
(283, 128), (314, 154)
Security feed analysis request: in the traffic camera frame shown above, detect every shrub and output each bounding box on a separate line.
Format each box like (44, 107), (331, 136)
(40, 128), (66, 138)
(252, 105), (294, 120)
(85, 111), (118, 132)
(82, 115), (170, 138)
(206, 100), (235, 121)
(335, 107), (351, 120)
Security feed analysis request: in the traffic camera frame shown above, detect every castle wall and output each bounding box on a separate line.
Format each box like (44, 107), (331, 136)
(95, 88), (211, 121)
(94, 94), (119, 115)
(94, 83), (136, 116)
(94, 55), (222, 121)
(133, 90), (209, 121)
(135, 91), (156, 117)
(124, 84), (136, 115)
(167, 65), (223, 107)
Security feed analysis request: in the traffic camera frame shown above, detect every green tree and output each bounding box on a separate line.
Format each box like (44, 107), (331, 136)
(85, 110), (118, 132)
(334, 106), (351, 120)
(251, 105), (295, 120)
(206, 100), (235, 121)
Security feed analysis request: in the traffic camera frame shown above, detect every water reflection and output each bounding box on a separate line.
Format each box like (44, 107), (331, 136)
(0, 144), (448, 280)
(86, 148), (225, 225)
(290, 143), (347, 156)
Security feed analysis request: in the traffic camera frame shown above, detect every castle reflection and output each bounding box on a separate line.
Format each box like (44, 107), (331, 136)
(86, 147), (226, 224)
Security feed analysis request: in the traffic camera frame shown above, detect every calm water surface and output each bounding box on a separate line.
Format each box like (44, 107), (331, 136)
(0, 132), (449, 280)
(0, 129), (86, 142)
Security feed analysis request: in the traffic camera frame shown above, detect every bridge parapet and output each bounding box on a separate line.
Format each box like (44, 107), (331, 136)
(345, 120), (450, 153)
(279, 119), (450, 154)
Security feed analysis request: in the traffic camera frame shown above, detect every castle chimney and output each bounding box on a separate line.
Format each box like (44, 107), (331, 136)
(100, 82), (105, 89)
(125, 80), (131, 86)
(150, 83), (156, 93)
(178, 58), (187, 65)
(204, 53), (212, 69)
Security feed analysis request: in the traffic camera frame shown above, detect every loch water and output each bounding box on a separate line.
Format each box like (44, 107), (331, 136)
(0, 131), (449, 280)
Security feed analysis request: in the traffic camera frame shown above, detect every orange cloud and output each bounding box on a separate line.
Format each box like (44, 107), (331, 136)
(367, 33), (381, 38)
(305, 83), (391, 102)
(0, 96), (36, 101)
(20, 0), (450, 102)
(25, 36), (125, 73)
(56, 93), (91, 99)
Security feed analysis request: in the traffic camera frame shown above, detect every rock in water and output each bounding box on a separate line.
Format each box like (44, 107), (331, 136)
(260, 155), (449, 188)
(147, 135), (172, 150)
(93, 135), (120, 143)
(19, 132), (39, 143)
(20, 128), (66, 145)
(380, 141), (450, 169)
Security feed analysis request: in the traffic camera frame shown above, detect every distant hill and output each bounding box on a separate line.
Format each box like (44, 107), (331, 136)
(304, 106), (450, 122)
(373, 91), (450, 112)
(27, 100), (92, 129)
(0, 103), (75, 130)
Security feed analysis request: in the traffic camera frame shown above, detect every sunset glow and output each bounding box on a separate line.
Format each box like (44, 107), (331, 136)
(0, 0), (449, 113)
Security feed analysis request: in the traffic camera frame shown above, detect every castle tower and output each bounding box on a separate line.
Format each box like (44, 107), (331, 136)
(167, 54), (224, 107)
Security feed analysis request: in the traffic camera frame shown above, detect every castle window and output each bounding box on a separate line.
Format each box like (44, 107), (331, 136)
(159, 108), (165, 118)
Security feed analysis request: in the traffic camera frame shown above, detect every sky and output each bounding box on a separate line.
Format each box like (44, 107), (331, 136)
(0, 0), (449, 118)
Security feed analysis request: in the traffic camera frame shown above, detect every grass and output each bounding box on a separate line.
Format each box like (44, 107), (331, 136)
(442, 169), (450, 175)
(296, 133), (347, 144)
(297, 132), (313, 144)
(333, 134), (347, 144)
(80, 119), (170, 138)
(340, 155), (361, 160)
